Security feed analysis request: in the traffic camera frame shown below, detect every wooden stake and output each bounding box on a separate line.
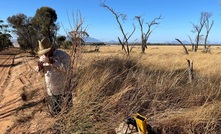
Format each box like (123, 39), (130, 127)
(186, 59), (194, 83)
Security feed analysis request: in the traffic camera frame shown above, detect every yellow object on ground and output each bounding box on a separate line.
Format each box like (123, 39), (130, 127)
(134, 113), (147, 134)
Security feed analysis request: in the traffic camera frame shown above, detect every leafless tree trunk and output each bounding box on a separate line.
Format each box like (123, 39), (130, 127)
(175, 38), (189, 54)
(187, 35), (195, 51)
(101, 3), (135, 56)
(204, 12), (214, 50)
(135, 15), (162, 53)
(191, 12), (207, 52)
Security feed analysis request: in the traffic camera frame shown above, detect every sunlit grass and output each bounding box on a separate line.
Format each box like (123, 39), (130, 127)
(59, 45), (221, 133)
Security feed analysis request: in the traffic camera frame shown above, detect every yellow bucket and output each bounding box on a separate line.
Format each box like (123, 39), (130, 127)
(134, 113), (147, 134)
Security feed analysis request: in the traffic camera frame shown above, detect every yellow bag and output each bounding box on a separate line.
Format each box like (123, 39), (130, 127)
(134, 113), (147, 134)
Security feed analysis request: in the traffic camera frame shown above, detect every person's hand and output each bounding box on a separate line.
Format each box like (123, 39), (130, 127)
(40, 55), (52, 64)
(39, 55), (47, 62)
(48, 57), (53, 64)
(43, 56), (53, 64)
(44, 56), (50, 63)
(37, 61), (44, 71)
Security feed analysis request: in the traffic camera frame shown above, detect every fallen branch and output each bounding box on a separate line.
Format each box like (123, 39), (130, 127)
(175, 38), (189, 54)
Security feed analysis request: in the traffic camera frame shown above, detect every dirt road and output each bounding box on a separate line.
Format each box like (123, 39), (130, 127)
(0, 48), (19, 132)
(0, 48), (52, 133)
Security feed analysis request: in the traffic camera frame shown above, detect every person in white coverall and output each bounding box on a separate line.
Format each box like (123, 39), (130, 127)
(36, 38), (72, 116)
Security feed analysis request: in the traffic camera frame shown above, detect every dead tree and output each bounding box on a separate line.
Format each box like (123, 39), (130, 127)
(62, 10), (89, 91)
(204, 12), (214, 51)
(175, 38), (189, 54)
(187, 35), (195, 51)
(101, 3), (135, 56)
(135, 15), (162, 53)
(191, 12), (207, 52)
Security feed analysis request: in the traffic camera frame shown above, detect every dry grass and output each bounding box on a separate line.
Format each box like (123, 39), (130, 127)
(57, 45), (221, 133)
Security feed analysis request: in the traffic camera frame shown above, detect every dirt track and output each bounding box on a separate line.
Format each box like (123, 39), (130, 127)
(0, 48), (52, 133)
(0, 48), (20, 133)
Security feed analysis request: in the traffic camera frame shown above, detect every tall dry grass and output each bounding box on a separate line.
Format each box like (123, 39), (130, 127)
(58, 45), (221, 133)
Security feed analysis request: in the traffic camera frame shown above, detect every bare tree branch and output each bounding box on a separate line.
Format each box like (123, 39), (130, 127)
(136, 15), (162, 53)
(187, 35), (195, 51)
(101, 2), (135, 56)
(190, 12), (207, 52)
(175, 38), (189, 54)
(204, 12), (213, 50)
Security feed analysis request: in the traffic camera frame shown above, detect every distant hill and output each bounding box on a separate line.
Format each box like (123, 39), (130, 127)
(65, 36), (102, 43)
(107, 40), (117, 43)
(171, 40), (190, 44)
(85, 37), (102, 43)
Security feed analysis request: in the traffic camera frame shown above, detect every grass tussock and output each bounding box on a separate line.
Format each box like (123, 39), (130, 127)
(58, 52), (221, 134)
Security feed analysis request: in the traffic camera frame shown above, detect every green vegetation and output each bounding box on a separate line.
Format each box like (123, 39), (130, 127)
(0, 20), (12, 51)
(61, 40), (72, 49)
(90, 42), (106, 46)
(7, 6), (59, 54)
(55, 35), (66, 48)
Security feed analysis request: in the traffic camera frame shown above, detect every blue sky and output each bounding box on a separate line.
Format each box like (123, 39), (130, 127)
(0, 0), (221, 43)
